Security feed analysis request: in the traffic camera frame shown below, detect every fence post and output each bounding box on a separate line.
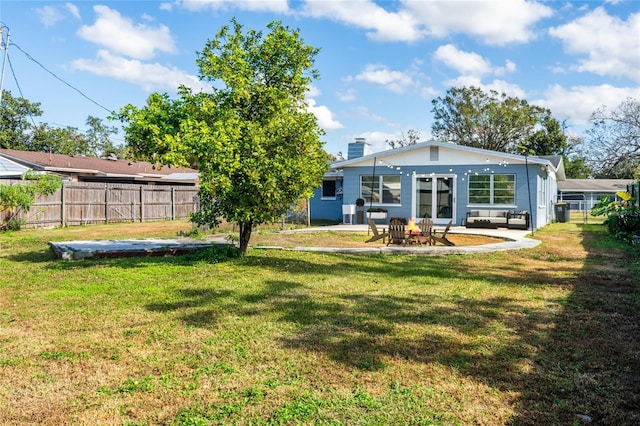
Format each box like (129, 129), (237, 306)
(140, 186), (145, 222)
(61, 182), (66, 227)
(104, 183), (109, 224)
(171, 187), (176, 220)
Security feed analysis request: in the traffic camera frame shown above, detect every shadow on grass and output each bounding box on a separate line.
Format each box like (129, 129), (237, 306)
(143, 225), (639, 424)
(508, 224), (640, 425)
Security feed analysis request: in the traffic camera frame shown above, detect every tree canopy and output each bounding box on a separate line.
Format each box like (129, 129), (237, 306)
(0, 90), (120, 157)
(116, 20), (328, 255)
(0, 90), (42, 150)
(431, 86), (564, 156)
(585, 97), (640, 179)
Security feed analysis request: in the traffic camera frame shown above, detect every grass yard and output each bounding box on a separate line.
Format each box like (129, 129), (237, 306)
(0, 220), (638, 425)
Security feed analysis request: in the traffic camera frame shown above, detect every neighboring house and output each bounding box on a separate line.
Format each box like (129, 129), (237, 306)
(0, 149), (198, 185)
(558, 179), (635, 210)
(310, 139), (565, 230)
(0, 155), (30, 178)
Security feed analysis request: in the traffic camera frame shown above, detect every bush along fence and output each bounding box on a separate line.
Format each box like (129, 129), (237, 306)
(0, 180), (198, 229)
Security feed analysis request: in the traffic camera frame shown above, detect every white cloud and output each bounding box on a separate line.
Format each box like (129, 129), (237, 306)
(35, 6), (65, 27)
(306, 85), (321, 98)
(65, 3), (80, 19)
(405, 0), (553, 45)
(355, 64), (413, 93)
(302, 0), (423, 42)
(434, 45), (517, 85)
(301, 0), (552, 45)
(495, 60), (517, 77)
(71, 50), (210, 93)
(549, 7), (640, 82)
(78, 5), (176, 60)
(336, 88), (356, 102)
(169, 0), (290, 13)
(536, 84), (640, 126)
(433, 44), (492, 77)
(483, 80), (527, 99)
(307, 99), (343, 130)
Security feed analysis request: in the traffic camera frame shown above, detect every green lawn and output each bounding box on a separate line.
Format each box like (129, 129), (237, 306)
(0, 221), (638, 425)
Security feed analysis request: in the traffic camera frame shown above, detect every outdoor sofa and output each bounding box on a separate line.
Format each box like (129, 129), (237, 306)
(465, 209), (530, 230)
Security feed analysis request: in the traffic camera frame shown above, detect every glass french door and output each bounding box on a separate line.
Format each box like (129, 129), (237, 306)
(414, 175), (455, 224)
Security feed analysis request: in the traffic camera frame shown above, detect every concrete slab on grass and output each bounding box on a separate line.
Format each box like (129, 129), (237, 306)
(49, 238), (225, 260)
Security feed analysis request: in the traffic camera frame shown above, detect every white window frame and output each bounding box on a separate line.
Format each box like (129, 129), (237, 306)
(360, 175), (401, 205)
(468, 174), (516, 206)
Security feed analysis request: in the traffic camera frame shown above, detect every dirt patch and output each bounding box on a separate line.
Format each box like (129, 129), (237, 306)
(248, 231), (503, 249)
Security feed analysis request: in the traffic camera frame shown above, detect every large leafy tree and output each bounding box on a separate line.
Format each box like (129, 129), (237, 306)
(1, 90), (119, 157)
(116, 20), (328, 255)
(0, 90), (42, 150)
(585, 97), (640, 179)
(522, 113), (567, 155)
(85, 116), (121, 157)
(431, 86), (555, 154)
(29, 123), (88, 154)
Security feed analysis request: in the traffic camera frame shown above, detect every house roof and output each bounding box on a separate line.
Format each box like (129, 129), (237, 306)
(0, 149), (198, 183)
(0, 155), (30, 177)
(331, 140), (565, 179)
(558, 179), (635, 193)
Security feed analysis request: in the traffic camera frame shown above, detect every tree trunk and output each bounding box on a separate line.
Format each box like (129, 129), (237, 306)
(238, 220), (253, 256)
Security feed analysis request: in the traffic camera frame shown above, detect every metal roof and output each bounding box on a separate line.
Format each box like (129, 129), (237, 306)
(557, 179), (634, 193)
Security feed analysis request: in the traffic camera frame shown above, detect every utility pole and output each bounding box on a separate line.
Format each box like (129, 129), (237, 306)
(0, 25), (9, 108)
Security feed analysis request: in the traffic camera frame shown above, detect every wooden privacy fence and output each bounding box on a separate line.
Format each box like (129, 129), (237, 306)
(0, 180), (198, 228)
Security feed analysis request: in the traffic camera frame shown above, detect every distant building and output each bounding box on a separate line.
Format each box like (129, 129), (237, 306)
(557, 179), (635, 210)
(0, 149), (198, 185)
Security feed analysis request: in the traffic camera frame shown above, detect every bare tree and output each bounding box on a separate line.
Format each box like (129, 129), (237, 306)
(586, 98), (640, 178)
(386, 129), (421, 149)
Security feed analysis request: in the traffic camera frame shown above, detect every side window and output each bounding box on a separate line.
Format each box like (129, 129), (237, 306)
(468, 174), (515, 205)
(321, 179), (336, 199)
(360, 175), (401, 204)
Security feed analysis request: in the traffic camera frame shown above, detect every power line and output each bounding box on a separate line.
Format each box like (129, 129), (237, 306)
(7, 53), (37, 126)
(9, 41), (114, 114)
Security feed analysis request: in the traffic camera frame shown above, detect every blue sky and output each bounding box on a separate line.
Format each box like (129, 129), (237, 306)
(1, 0), (638, 156)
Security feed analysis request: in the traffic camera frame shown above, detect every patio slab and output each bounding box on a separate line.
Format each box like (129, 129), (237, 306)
(49, 238), (227, 260)
(49, 225), (539, 260)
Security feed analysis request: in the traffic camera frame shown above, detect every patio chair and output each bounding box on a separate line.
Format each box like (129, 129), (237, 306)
(387, 219), (410, 246)
(418, 219), (433, 245)
(365, 219), (388, 244)
(431, 220), (455, 246)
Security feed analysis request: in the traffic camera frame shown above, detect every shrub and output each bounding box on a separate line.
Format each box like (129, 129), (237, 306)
(0, 172), (62, 231)
(591, 192), (640, 243)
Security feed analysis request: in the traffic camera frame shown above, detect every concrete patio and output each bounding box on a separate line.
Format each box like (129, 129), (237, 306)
(49, 224), (539, 260)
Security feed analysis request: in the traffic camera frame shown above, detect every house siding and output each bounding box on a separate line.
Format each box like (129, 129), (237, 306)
(311, 141), (561, 229)
(341, 164), (542, 226)
(310, 185), (343, 221)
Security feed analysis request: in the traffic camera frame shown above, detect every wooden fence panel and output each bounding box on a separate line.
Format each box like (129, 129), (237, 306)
(106, 184), (140, 223)
(0, 179), (198, 229)
(63, 182), (108, 225)
(142, 187), (173, 221)
(174, 187), (197, 218)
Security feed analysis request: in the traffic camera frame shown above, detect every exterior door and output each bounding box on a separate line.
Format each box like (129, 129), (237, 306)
(413, 175), (455, 225)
